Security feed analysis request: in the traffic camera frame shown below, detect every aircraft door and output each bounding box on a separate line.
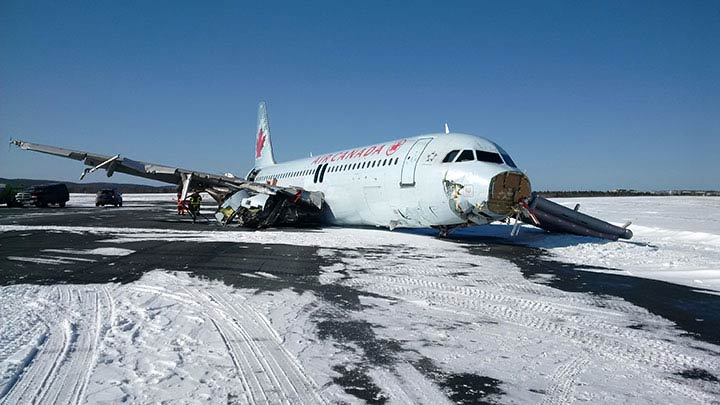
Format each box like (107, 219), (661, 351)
(400, 138), (433, 186)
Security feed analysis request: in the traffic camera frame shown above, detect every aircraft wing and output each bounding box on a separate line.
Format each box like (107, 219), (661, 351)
(10, 140), (324, 226)
(10, 139), (243, 188)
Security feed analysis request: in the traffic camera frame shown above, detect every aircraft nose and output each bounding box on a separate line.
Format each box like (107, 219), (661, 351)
(486, 171), (532, 216)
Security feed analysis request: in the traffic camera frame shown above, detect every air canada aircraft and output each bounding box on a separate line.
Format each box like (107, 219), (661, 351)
(11, 102), (632, 240)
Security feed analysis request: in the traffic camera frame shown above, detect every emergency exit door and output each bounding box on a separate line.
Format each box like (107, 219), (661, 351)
(400, 138), (433, 186)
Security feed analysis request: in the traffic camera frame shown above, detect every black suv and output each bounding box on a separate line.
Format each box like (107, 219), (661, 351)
(17, 183), (70, 208)
(95, 189), (123, 207)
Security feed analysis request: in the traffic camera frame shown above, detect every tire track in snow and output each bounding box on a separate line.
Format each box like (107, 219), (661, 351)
(542, 355), (590, 405)
(127, 284), (200, 308)
(345, 274), (709, 370)
(164, 273), (325, 405)
(211, 290), (325, 404)
(0, 286), (111, 405)
(334, 249), (645, 316)
(210, 317), (254, 404)
(0, 288), (44, 366)
(69, 288), (110, 405)
(342, 275), (715, 403)
(1, 320), (71, 405)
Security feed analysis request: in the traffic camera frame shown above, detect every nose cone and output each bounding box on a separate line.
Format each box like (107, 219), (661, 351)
(487, 171), (532, 216)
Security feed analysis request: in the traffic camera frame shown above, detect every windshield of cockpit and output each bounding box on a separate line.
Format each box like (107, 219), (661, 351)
(441, 146), (517, 168)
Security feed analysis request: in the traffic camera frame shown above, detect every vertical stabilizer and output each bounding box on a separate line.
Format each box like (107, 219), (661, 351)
(255, 101), (276, 168)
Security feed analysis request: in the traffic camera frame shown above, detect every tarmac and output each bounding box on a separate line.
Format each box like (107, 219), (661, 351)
(1, 197), (719, 403)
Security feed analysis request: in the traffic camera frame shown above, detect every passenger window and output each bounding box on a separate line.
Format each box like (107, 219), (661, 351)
(456, 150), (475, 162)
(476, 150), (504, 164)
(442, 150), (460, 163)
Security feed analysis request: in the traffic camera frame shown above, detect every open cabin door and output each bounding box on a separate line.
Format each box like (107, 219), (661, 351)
(400, 138), (433, 186)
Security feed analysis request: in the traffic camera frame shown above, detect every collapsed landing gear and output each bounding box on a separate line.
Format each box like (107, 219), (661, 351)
(434, 225), (455, 238)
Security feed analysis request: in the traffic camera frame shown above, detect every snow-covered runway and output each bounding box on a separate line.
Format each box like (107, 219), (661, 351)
(0, 195), (718, 404)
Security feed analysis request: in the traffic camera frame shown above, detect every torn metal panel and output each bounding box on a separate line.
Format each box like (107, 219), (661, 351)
(215, 189), (324, 228)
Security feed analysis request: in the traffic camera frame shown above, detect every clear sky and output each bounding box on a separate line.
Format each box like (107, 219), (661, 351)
(1, 1), (718, 190)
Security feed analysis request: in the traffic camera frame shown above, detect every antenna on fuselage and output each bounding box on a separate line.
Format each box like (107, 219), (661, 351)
(444, 123), (450, 134)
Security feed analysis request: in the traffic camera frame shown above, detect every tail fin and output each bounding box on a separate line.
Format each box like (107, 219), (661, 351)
(255, 101), (276, 168)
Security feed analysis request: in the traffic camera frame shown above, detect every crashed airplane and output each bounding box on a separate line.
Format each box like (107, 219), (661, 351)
(11, 102), (632, 240)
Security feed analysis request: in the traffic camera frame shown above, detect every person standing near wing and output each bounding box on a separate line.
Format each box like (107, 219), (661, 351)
(188, 191), (202, 222)
(177, 192), (187, 215)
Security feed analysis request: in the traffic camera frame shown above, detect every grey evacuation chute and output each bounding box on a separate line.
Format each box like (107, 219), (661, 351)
(521, 193), (633, 240)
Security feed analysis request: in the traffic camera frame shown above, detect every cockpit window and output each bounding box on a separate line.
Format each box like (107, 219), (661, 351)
(456, 150), (475, 162)
(475, 150), (504, 164)
(495, 145), (518, 168)
(442, 150), (460, 163)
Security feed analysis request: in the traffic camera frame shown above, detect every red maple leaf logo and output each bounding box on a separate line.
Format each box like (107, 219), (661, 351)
(256, 128), (266, 158)
(386, 139), (406, 156)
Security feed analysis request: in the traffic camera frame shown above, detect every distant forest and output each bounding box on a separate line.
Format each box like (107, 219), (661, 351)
(538, 190), (720, 197)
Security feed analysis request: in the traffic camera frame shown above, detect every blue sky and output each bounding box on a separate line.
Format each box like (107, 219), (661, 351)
(1, 1), (718, 190)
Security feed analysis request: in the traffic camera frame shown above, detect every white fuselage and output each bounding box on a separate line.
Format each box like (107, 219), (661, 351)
(253, 133), (528, 229)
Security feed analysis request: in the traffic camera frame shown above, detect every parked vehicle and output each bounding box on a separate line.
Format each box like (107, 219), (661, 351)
(16, 183), (70, 207)
(0, 184), (22, 207)
(96, 189), (123, 207)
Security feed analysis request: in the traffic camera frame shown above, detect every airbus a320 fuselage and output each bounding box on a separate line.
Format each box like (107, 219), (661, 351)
(249, 102), (531, 230)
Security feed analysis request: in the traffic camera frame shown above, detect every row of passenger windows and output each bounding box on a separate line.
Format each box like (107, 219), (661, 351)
(327, 156), (400, 173)
(255, 157), (401, 182)
(441, 149), (516, 167)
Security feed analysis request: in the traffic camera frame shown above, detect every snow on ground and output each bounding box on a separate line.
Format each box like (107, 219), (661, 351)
(1, 226), (718, 403)
(1, 196), (719, 403)
(477, 197), (720, 292)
